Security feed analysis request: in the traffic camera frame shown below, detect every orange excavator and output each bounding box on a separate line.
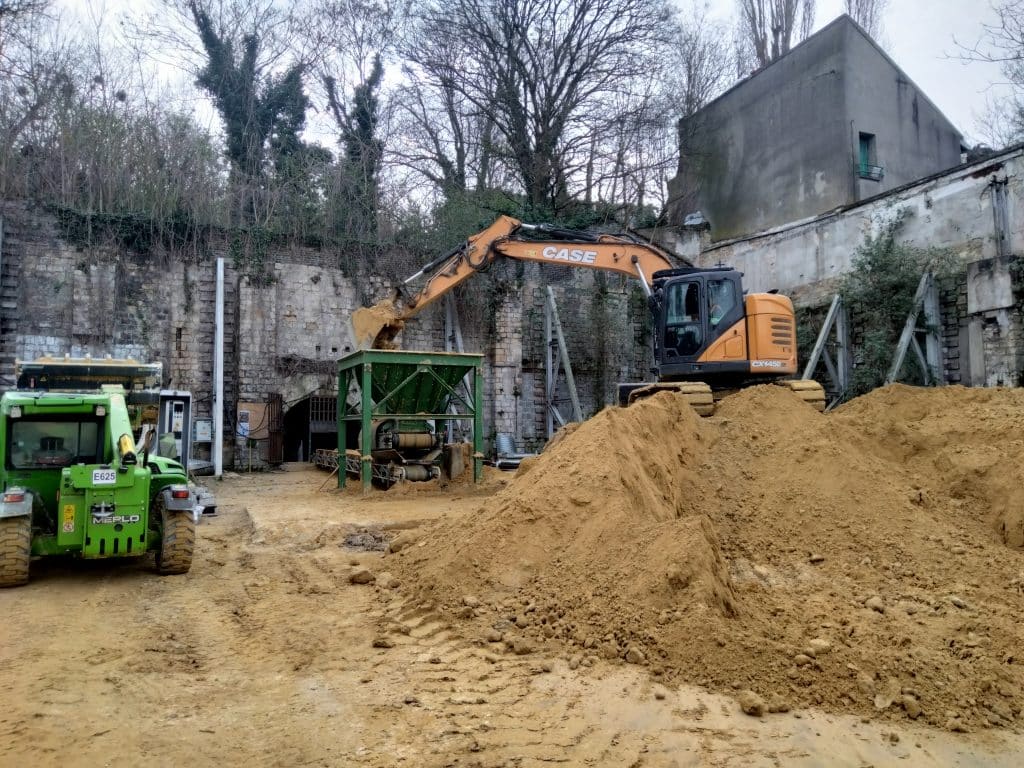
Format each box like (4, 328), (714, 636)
(351, 215), (824, 414)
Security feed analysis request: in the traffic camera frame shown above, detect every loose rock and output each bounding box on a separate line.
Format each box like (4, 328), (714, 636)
(807, 638), (832, 655)
(865, 596), (885, 613)
(512, 639), (534, 656)
(738, 690), (766, 717)
(902, 695), (922, 719)
(624, 646), (645, 664)
(349, 568), (376, 585)
(387, 532), (417, 553)
(768, 696), (791, 713)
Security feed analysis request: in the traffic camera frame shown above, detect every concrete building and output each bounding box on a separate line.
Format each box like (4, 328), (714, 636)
(654, 142), (1024, 389)
(667, 14), (965, 241)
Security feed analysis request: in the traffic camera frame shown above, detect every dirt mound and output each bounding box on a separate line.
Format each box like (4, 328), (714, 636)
(350, 298), (404, 349)
(392, 385), (1024, 731)
(834, 384), (1024, 548)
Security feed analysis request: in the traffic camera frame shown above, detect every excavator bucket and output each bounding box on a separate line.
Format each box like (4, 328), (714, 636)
(350, 296), (406, 349)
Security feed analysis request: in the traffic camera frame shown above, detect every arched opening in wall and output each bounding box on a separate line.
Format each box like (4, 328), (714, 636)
(283, 395), (338, 462)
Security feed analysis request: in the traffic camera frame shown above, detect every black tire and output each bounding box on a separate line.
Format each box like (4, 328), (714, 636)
(0, 516), (31, 587)
(156, 506), (195, 575)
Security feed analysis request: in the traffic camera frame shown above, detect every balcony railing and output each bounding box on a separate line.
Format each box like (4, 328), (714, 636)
(857, 163), (884, 181)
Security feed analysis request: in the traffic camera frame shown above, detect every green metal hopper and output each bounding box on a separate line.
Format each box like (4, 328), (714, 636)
(336, 349), (484, 491)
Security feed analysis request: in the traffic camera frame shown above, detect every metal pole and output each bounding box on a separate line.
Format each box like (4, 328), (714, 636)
(337, 368), (346, 488)
(545, 287), (582, 422)
(360, 362), (373, 494)
(473, 364), (483, 483)
(836, 302), (851, 394)
(213, 257), (224, 477)
(802, 294), (841, 380)
(544, 298), (553, 438)
(922, 273), (943, 385)
(886, 272), (930, 384)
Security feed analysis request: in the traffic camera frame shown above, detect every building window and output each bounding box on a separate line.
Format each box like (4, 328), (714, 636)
(858, 132), (883, 181)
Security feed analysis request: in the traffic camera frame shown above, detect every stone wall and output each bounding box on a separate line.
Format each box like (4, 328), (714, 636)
(656, 144), (1024, 390)
(0, 201), (653, 468)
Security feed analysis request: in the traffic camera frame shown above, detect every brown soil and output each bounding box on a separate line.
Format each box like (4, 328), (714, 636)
(350, 298), (404, 349)
(2, 463), (1022, 766)
(392, 384), (1024, 733)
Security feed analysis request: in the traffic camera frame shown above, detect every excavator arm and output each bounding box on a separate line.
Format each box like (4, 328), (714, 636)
(351, 215), (684, 349)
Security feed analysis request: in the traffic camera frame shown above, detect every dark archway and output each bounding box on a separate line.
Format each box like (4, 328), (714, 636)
(283, 396), (338, 462)
(283, 398), (310, 462)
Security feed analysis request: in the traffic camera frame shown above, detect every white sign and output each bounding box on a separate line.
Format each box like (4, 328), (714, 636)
(92, 469), (117, 485)
(194, 419), (213, 442)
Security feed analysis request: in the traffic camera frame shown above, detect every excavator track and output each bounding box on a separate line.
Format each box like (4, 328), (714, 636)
(625, 382), (715, 416)
(625, 379), (826, 416)
(779, 379), (827, 412)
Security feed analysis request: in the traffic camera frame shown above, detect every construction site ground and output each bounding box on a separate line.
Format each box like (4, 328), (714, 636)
(2, 384), (1024, 766)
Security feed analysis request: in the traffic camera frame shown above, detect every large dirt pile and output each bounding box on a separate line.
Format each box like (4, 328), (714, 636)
(392, 385), (1024, 731)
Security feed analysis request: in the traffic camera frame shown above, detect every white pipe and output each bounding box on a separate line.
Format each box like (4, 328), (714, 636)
(213, 257), (224, 477)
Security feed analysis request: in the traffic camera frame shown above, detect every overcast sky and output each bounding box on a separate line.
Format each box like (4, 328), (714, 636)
(60, 0), (1010, 144)
(705, 0), (1008, 143)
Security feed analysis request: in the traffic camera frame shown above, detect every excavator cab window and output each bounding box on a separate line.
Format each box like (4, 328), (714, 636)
(663, 281), (703, 357)
(707, 278), (737, 328)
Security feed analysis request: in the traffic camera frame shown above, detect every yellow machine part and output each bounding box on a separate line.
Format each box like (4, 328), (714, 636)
(737, 294), (798, 375)
(627, 379), (825, 416)
(626, 382), (715, 416)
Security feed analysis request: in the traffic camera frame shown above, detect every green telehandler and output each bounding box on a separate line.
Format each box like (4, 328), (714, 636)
(0, 358), (196, 587)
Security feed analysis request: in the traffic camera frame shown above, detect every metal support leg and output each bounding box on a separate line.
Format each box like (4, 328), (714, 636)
(360, 363), (373, 494)
(337, 370), (346, 489)
(473, 364), (483, 483)
(836, 302), (851, 394)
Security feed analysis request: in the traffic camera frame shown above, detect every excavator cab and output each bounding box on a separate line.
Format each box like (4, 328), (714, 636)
(653, 268), (752, 382)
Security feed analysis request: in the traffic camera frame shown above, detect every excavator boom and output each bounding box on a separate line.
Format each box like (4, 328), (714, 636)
(349, 215), (825, 414)
(350, 215), (681, 349)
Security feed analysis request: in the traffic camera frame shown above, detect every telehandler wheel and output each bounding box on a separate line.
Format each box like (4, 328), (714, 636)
(0, 516), (31, 587)
(156, 506), (195, 575)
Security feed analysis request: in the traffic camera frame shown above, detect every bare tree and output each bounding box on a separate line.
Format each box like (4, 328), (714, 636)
(0, 0), (78, 197)
(390, 72), (495, 201)
(666, 5), (735, 120)
(0, 0), (50, 66)
(313, 0), (400, 240)
(959, 0), (1024, 144)
(127, 1), (313, 226)
(844, 0), (886, 39)
(403, 0), (676, 216)
(735, 0), (816, 70)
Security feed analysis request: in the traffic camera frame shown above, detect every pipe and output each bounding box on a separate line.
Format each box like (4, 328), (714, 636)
(631, 255), (652, 298)
(213, 257), (224, 477)
(402, 243), (463, 285)
(401, 464), (433, 481)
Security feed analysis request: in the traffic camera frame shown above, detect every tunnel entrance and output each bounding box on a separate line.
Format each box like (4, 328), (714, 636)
(283, 394), (338, 462)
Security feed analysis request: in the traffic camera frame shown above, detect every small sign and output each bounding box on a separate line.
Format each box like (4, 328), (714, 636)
(194, 419), (213, 442)
(62, 504), (75, 533)
(92, 469), (117, 485)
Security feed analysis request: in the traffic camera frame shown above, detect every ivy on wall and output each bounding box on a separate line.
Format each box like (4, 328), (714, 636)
(838, 210), (959, 397)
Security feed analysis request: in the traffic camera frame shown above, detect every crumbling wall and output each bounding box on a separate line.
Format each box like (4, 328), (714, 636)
(662, 145), (1024, 389)
(0, 201), (650, 468)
